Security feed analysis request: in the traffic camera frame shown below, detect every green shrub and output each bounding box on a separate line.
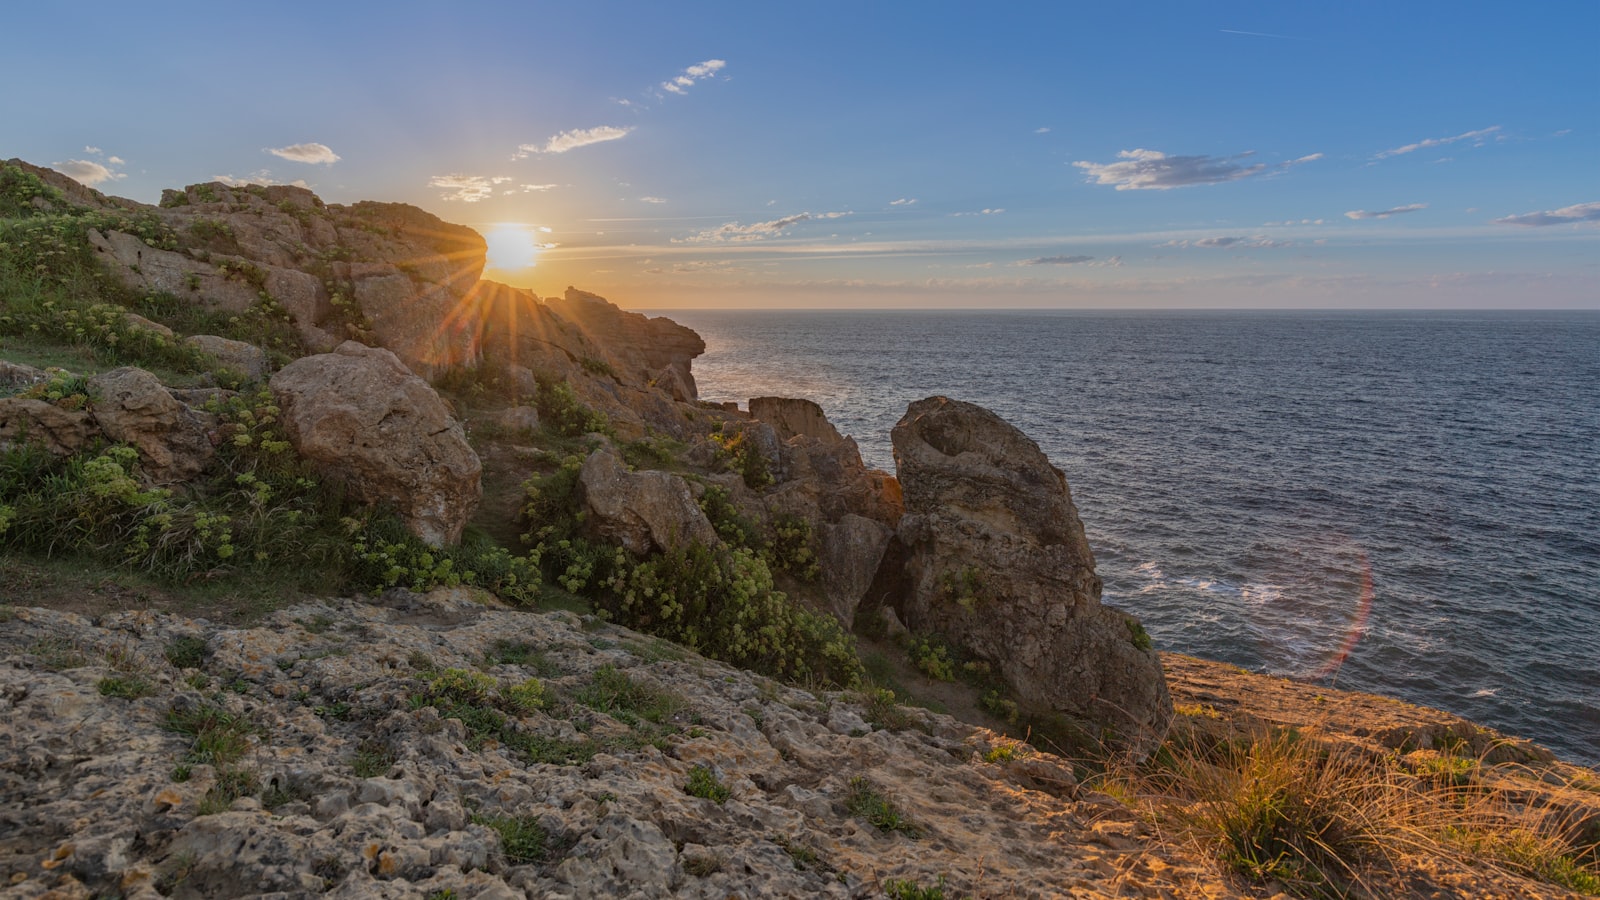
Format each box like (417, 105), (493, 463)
(883, 877), (947, 900)
(164, 635), (209, 669)
(764, 515), (819, 581)
(602, 542), (861, 687)
(908, 636), (958, 682)
(573, 664), (683, 726)
(685, 764), (732, 803)
(534, 374), (609, 437)
(708, 424), (771, 490)
(1127, 618), (1153, 651)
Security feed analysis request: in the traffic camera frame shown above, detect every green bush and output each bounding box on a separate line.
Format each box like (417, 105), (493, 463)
(602, 542), (861, 687)
(708, 424), (771, 490)
(534, 374), (609, 437)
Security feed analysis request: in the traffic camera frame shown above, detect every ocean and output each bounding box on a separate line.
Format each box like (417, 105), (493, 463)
(658, 309), (1600, 767)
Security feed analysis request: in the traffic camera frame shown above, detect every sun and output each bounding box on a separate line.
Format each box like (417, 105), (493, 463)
(483, 223), (542, 271)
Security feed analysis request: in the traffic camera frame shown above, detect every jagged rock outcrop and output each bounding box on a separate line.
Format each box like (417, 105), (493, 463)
(892, 396), (1172, 754)
(749, 397), (845, 445)
(83, 179), (488, 375)
(270, 342), (481, 547)
(578, 447), (718, 556)
(0, 398), (95, 456)
(547, 288), (705, 399)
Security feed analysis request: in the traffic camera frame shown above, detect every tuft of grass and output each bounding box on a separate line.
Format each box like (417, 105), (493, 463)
(573, 664), (683, 726)
(97, 675), (156, 699)
(165, 703), (257, 767)
(474, 813), (548, 865)
(164, 635), (209, 669)
(683, 853), (722, 877)
(685, 764), (732, 803)
(883, 876), (947, 900)
(845, 776), (921, 838)
(351, 739), (397, 778)
(27, 637), (88, 671)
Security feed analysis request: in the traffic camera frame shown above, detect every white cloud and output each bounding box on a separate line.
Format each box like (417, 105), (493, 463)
(1161, 235), (1293, 249)
(429, 174), (512, 202)
(1492, 201), (1600, 227)
(515, 125), (633, 158)
(212, 171), (308, 188)
(520, 183), (557, 193)
(266, 142), (341, 165)
(107, 156), (124, 165)
(890, 198), (917, 206)
(1263, 218), (1326, 226)
(1022, 255), (1095, 265)
(640, 196), (668, 204)
(53, 159), (124, 186)
(1073, 148), (1319, 190)
(84, 145), (102, 155)
(661, 59), (726, 95)
(1376, 126), (1500, 159)
(1345, 203), (1427, 220)
(1035, 127), (1051, 134)
(953, 208), (1006, 216)
(686, 211), (851, 242)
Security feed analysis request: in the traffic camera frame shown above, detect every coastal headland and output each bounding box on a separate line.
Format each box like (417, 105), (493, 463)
(2, 161), (1596, 898)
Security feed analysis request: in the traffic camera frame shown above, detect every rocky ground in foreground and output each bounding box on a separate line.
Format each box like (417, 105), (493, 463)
(4, 590), (1597, 900)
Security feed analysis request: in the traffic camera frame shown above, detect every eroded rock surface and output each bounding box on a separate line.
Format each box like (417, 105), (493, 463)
(892, 396), (1173, 754)
(0, 594), (1232, 900)
(577, 447), (718, 556)
(271, 342), (481, 546)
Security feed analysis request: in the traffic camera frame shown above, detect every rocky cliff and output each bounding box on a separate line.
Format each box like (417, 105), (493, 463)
(4, 160), (1596, 899)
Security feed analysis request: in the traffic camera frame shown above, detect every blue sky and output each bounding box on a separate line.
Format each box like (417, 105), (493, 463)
(4, 1), (1596, 309)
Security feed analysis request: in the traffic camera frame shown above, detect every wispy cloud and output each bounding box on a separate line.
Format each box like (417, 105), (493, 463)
(661, 59), (726, 95)
(1375, 126), (1500, 159)
(1034, 127), (1051, 134)
(952, 208), (1006, 216)
(1345, 203), (1427, 220)
(53, 159), (125, 186)
(685, 211), (850, 243)
(1263, 218), (1326, 226)
(1160, 235), (1293, 249)
(639, 196), (668, 204)
(1022, 255), (1095, 265)
(266, 142), (340, 165)
(519, 183), (557, 192)
(429, 174), (511, 202)
(515, 125), (633, 159)
(890, 198), (916, 206)
(1493, 201), (1600, 227)
(211, 170), (311, 189)
(1219, 28), (1304, 40)
(1074, 149), (1320, 190)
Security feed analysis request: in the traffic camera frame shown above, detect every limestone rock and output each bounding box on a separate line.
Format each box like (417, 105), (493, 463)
(87, 367), (215, 484)
(0, 360), (45, 391)
(815, 515), (893, 627)
(892, 396), (1172, 754)
(578, 447), (718, 555)
(183, 335), (269, 381)
(749, 397), (845, 445)
(546, 288), (705, 397)
(270, 342), (482, 546)
(0, 398), (94, 455)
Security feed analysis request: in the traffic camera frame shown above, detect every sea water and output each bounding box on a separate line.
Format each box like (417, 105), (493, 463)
(658, 309), (1600, 766)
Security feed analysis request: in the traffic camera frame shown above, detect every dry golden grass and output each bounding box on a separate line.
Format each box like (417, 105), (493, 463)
(1090, 719), (1600, 898)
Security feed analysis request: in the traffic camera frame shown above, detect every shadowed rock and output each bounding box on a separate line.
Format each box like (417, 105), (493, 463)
(892, 396), (1172, 754)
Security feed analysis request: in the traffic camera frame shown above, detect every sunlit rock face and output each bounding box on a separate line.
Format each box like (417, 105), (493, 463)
(547, 288), (706, 399)
(64, 171), (488, 377)
(271, 342), (482, 547)
(892, 396), (1173, 755)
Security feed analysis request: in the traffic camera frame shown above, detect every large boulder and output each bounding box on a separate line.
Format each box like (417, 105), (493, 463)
(270, 342), (481, 547)
(892, 396), (1172, 754)
(87, 367), (215, 484)
(578, 447), (718, 556)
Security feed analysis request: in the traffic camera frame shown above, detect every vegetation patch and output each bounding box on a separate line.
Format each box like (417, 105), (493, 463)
(685, 764), (732, 803)
(845, 776), (921, 838)
(472, 813), (550, 865)
(97, 675), (156, 699)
